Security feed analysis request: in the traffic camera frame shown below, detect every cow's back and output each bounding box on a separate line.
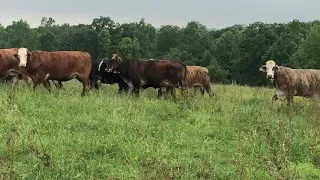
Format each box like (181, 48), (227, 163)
(28, 51), (92, 80)
(0, 48), (19, 77)
(143, 60), (186, 86)
(276, 67), (320, 97)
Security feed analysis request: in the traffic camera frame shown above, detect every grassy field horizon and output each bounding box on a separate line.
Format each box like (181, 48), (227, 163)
(0, 81), (319, 179)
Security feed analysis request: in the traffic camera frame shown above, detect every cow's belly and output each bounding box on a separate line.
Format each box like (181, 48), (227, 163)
(275, 89), (287, 100)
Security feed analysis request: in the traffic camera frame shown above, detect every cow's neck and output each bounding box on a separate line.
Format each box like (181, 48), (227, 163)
(118, 60), (130, 77)
(273, 66), (288, 88)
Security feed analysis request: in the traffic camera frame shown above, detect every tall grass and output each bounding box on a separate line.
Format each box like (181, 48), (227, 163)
(0, 80), (319, 179)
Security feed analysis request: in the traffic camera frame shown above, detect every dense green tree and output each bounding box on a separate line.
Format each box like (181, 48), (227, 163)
(207, 55), (229, 83)
(118, 37), (141, 59)
(156, 25), (183, 57)
(97, 29), (111, 60)
(232, 22), (278, 85)
(6, 19), (33, 48)
(39, 30), (57, 51)
(0, 24), (9, 48)
(291, 25), (320, 69)
(264, 20), (308, 67)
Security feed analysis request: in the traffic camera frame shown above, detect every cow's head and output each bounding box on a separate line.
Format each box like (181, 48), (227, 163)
(106, 54), (122, 73)
(13, 48), (31, 67)
(259, 60), (278, 82)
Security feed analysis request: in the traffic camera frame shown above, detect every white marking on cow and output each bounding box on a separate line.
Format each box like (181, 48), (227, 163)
(98, 61), (103, 71)
(123, 77), (134, 87)
(265, 60), (276, 80)
(275, 89), (287, 100)
(45, 74), (50, 80)
(17, 48), (28, 67)
(140, 79), (146, 86)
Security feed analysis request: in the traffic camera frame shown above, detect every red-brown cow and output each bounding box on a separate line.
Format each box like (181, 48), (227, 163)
(13, 48), (92, 95)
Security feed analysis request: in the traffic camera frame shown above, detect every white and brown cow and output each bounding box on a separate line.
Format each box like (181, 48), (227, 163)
(185, 66), (214, 97)
(259, 60), (320, 105)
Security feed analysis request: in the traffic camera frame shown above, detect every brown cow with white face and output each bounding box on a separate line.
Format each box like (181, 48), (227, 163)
(0, 48), (33, 85)
(259, 60), (320, 105)
(13, 47), (92, 96)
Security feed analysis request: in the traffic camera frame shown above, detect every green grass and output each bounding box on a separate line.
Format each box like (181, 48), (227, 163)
(0, 80), (319, 179)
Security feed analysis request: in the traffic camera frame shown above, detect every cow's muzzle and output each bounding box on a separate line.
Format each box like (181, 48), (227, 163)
(267, 74), (273, 79)
(105, 68), (112, 73)
(105, 68), (120, 74)
(19, 63), (26, 67)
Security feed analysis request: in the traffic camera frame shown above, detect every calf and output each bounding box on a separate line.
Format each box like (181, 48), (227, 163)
(259, 60), (320, 105)
(185, 66), (214, 97)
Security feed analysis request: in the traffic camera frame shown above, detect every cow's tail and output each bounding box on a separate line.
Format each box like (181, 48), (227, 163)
(178, 62), (188, 94)
(89, 63), (99, 90)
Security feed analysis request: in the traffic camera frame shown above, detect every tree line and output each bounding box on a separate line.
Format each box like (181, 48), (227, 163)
(1, 16), (320, 86)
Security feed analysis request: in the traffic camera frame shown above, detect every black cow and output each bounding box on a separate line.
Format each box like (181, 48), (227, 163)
(105, 54), (187, 101)
(91, 60), (130, 93)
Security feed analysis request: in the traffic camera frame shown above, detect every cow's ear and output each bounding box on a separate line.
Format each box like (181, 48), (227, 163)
(259, 65), (267, 72)
(27, 51), (31, 56)
(117, 57), (122, 63)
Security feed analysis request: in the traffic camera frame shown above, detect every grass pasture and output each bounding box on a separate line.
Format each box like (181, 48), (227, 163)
(0, 80), (319, 179)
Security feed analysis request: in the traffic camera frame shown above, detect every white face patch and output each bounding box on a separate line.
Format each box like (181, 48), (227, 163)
(260, 60), (277, 82)
(265, 61), (276, 79)
(17, 48), (28, 67)
(275, 89), (287, 100)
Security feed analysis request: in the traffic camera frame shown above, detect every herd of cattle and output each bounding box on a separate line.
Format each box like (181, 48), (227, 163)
(0, 48), (214, 101)
(1, 47), (320, 105)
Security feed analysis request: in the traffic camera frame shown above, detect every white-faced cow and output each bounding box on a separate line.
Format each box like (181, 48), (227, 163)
(259, 60), (320, 105)
(13, 48), (93, 96)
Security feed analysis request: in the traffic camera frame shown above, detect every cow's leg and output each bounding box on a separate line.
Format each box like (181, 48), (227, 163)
(132, 88), (140, 97)
(118, 82), (129, 94)
(204, 84), (214, 97)
(52, 80), (63, 90)
(9, 74), (19, 86)
(193, 86), (198, 95)
(130, 80), (141, 97)
(81, 78), (91, 96)
(178, 81), (187, 96)
(157, 87), (166, 99)
(168, 86), (177, 102)
(272, 94), (278, 103)
(43, 80), (52, 93)
(58, 81), (63, 89)
(32, 74), (46, 92)
(287, 93), (294, 106)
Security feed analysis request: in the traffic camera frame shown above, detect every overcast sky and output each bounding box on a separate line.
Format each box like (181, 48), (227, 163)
(0, 0), (319, 29)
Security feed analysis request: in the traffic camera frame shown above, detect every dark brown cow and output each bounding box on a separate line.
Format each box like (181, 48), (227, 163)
(185, 66), (214, 97)
(0, 48), (32, 85)
(13, 48), (92, 95)
(106, 54), (187, 100)
(259, 60), (320, 105)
